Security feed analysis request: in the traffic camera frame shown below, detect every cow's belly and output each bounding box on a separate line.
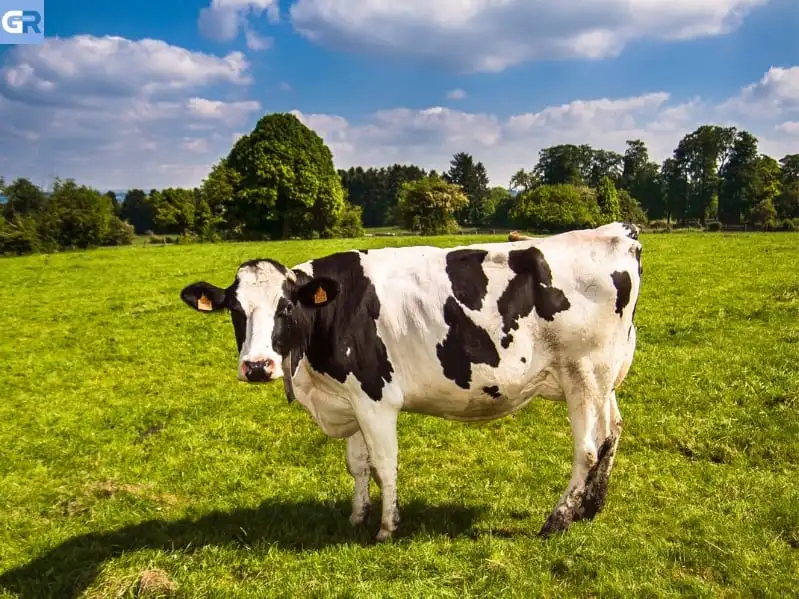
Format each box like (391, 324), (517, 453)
(401, 367), (564, 421)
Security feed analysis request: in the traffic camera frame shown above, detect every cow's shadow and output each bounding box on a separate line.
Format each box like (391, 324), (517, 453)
(0, 498), (484, 599)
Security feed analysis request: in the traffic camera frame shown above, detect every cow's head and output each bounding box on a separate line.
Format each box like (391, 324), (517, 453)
(180, 258), (338, 384)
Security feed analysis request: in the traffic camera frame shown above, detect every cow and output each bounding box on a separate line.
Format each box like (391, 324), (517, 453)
(179, 222), (643, 541)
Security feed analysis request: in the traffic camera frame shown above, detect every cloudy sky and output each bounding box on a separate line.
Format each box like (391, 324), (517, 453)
(0, 0), (797, 190)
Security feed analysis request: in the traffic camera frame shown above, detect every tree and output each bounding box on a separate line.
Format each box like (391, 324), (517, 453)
(597, 176), (621, 222)
(535, 145), (592, 186)
(337, 202), (366, 238)
(621, 140), (663, 219)
(444, 152), (490, 226)
(510, 184), (602, 232)
(751, 155), (782, 220)
(40, 179), (131, 249)
(660, 157), (687, 223)
(104, 191), (120, 215)
(120, 189), (154, 234)
(149, 188), (196, 235)
(777, 154), (799, 219)
(223, 112), (346, 239)
(3, 177), (47, 220)
(509, 168), (539, 193)
(671, 125), (736, 223)
(588, 149), (623, 188)
(618, 189), (648, 225)
(340, 164), (426, 227)
(487, 186), (515, 227)
(718, 131), (759, 224)
(397, 175), (469, 235)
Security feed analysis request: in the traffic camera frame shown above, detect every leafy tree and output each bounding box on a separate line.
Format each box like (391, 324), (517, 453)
(618, 189), (648, 225)
(510, 184), (601, 232)
(597, 176), (621, 222)
(487, 186), (515, 227)
(509, 168), (539, 193)
(223, 112), (346, 239)
(748, 198), (778, 230)
(120, 189), (154, 234)
(535, 145), (593, 186)
(337, 202), (366, 238)
(777, 154), (799, 219)
(149, 188), (196, 235)
(3, 177), (47, 219)
(718, 131), (759, 224)
(340, 164), (426, 227)
(751, 155), (782, 217)
(104, 191), (120, 215)
(671, 125), (736, 223)
(397, 175), (469, 235)
(621, 140), (663, 219)
(0, 214), (42, 255)
(660, 157), (688, 223)
(588, 149), (624, 188)
(41, 180), (129, 249)
(444, 152), (490, 225)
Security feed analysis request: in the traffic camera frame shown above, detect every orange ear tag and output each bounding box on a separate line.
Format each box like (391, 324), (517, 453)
(313, 286), (328, 305)
(197, 294), (213, 311)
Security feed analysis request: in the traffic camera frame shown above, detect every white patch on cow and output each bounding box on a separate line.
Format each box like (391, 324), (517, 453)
(233, 261), (287, 379)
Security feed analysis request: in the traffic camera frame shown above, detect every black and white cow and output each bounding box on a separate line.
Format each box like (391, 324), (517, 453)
(180, 222), (642, 541)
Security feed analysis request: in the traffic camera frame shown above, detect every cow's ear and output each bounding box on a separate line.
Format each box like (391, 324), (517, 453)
(180, 282), (227, 313)
(295, 277), (339, 308)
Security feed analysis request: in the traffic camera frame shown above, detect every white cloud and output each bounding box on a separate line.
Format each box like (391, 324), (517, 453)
(279, 82), (292, 91)
(199, 0), (280, 42)
(245, 29), (273, 50)
(0, 36), (262, 190)
(777, 121), (799, 135)
(0, 35), (251, 106)
(292, 65), (799, 188)
(446, 88), (466, 100)
(290, 0), (770, 72)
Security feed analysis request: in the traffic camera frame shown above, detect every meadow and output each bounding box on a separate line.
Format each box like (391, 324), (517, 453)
(0, 231), (797, 598)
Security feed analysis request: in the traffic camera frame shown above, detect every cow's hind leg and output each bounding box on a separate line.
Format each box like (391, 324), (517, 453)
(539, 359), (617, 537)
(346, 430), (372, 526)
(574, 390), (622, 521)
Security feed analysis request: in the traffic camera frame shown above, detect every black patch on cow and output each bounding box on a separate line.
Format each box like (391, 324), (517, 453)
(483, 385), (502, 399)
(497, 247), (571, 347)
(621, 223), (639, 240)
(358, 249), (369, 254)
(289, 251), (394, 401)
(634, 245), (642, 276)
(223, 278), (247, 353)
(445, 249), (489, 311)
(611, 271), (632, 317)
(521, 356), (527, 363)
(437, 297), (500, 389)
(575, 436), (616, 522)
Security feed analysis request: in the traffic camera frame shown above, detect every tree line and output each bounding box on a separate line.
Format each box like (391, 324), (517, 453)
(2, 115), (798, 256)
(341, 126), (799, 234)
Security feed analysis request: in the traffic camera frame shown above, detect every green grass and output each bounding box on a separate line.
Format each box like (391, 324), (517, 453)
(1, 232), (797, 598)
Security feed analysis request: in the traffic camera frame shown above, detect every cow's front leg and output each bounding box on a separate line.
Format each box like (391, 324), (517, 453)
(346, 430), (371, 526)
(355, 404), (400, 542)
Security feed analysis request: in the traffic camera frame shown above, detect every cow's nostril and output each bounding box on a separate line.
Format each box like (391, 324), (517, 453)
(243, 360), (270, 382)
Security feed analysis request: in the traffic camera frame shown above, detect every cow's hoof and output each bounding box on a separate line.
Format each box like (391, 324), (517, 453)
(538, 509), (572, 538)
(349, 508), (369, 526)
(375, 528), (395, 542)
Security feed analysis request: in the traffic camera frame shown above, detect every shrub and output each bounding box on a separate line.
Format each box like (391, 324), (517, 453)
(778, 218), (799, 232)
(104, 218), (136, 246)
(337, 202), (365, 238)
(706, 221), (723, 232)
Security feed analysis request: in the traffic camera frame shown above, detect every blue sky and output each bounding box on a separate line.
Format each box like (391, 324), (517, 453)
(0, 0), (797, 190)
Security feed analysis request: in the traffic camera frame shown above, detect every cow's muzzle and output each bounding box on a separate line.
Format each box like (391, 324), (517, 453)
(242, 359), (275, 382)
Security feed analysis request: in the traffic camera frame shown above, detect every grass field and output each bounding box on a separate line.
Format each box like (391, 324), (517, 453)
(1, 232), (797, 598)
